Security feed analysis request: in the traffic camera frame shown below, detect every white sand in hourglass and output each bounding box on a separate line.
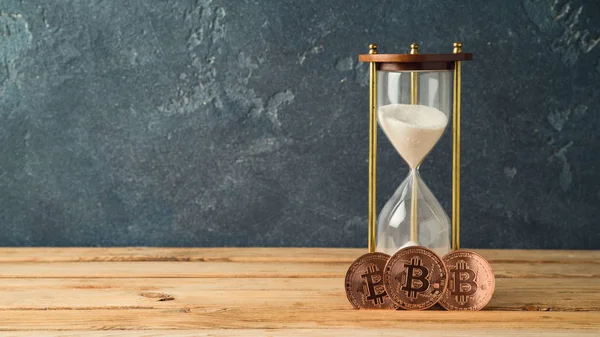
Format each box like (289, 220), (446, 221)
(378, 104), (448, 169)
(377, 104), (449, 254)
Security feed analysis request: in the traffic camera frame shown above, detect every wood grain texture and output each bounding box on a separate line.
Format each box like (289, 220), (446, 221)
(0, 261), (597, 278)
(0, 278), (597, 311)
(3, 331), (600, 337)
(0, 248), (598, 335)
(0, 248), (597, 263)
(1, 309), (599, 330)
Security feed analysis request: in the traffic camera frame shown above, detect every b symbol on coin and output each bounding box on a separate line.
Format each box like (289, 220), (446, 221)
(439, 250), (495, 311)
(383, 246), (448, 310)
(450, 260), (477, 303)
(362, 264), (387, 305)
(401, 256), (430, 298)
(345, 252), (399, 309)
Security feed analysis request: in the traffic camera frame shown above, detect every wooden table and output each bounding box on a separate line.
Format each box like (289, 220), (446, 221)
(0, 248), (598, 336)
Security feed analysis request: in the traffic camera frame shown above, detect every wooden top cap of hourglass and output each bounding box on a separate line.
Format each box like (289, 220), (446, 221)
(359, 43), (473, 71)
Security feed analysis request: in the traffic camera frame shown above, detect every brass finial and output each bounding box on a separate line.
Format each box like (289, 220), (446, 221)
(368, 44), (378, 54)
(453, 42), (463, 54)
(410, 43), (419, 54)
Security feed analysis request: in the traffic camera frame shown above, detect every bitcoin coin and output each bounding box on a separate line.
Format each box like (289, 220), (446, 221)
(438, 250), (495, 311)
(345, 252), (398, 309)
(383, 246), (448, 310)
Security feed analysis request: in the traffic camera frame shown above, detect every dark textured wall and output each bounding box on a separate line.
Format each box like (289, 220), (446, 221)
(0, 0), (599, 248)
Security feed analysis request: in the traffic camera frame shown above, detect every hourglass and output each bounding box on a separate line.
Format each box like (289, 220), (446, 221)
(359, 43), (472, 257)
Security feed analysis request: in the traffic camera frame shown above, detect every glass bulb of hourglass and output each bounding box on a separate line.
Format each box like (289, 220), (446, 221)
(377, 104), (451, 257)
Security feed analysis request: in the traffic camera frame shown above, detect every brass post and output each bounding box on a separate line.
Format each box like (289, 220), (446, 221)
(452, 42), (462, 251)
(410, 43), (419, 244)
(410, 43), (419, 104)
(368, 44), (378, 253)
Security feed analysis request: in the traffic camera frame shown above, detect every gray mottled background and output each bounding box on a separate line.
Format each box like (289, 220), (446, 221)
(0, 0), (598, 248)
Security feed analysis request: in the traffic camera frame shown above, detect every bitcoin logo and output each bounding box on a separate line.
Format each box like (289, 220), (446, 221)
(439, 250), (495, 311)
(345, 252), (398, 309)
(383, 246), (448, 310)
(450, 260), (478, 304)
(361, 264), (387, 305)
(401, 256), (430, 299)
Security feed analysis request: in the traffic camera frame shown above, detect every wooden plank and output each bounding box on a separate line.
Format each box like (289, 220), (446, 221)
(0, 248), (598, 264)
(0, 261), (597, 278)
(2, 329), (599, 337)
(491, 278), (600, 311)
(0, 248), (597, 334)
(1, 309), (599, 331)
(0, 278), (597, 312)
(0, 261), (340, 278)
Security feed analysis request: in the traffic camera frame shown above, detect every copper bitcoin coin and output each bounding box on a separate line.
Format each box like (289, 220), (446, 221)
(345, 252), (398, 309)
(438, 250), (495, 311)
(383, 246), (448, 310)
